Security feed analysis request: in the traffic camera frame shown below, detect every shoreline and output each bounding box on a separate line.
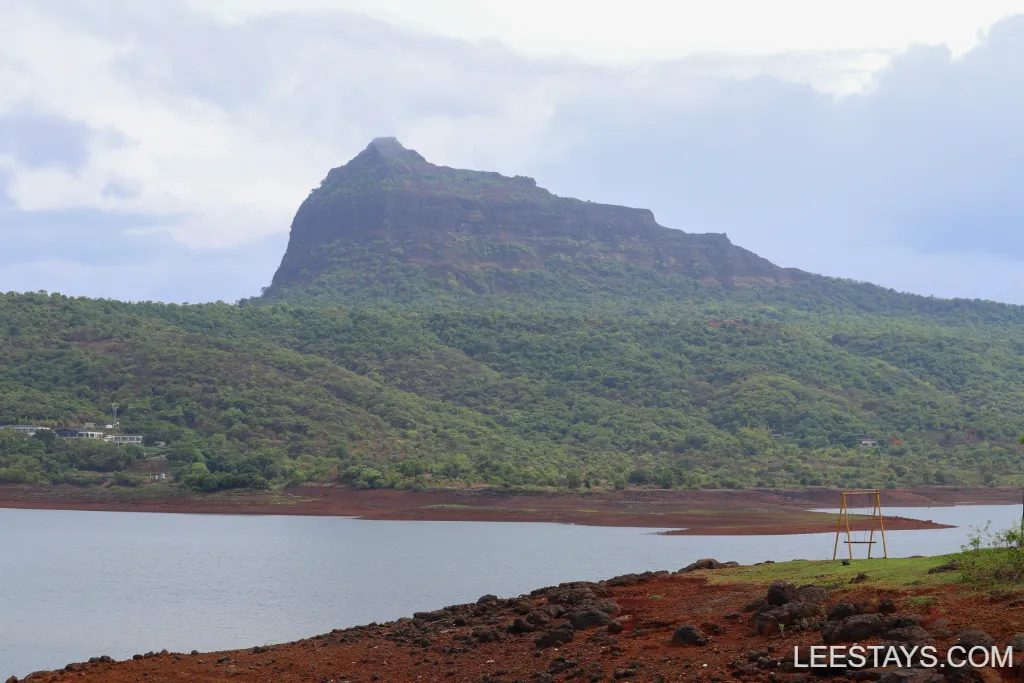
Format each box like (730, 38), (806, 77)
(10, 556), (1021, 683)
(0, 484), (1014, 535)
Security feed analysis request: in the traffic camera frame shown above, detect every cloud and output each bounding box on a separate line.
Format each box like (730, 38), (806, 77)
(0, 106), (96, 170)
(0, 1), (1022, 303)
(1, 231), (287, 303)
(529, 15), (1024, 300)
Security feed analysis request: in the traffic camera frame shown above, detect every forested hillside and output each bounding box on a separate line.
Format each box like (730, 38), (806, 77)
(1, 291), (1022, 493)
(3, 139), (1024, 493)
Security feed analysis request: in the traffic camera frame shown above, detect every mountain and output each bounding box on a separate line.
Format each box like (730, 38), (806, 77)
(4, 140), (1024, 493)
(258, 139), (1024, 331)
(264, 137), (806, 307)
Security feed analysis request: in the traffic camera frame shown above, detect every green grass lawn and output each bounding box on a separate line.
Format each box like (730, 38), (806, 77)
(708, 556), (962, 589)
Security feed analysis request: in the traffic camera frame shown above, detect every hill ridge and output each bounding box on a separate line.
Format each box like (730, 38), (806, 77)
(266, 139), (804, 299)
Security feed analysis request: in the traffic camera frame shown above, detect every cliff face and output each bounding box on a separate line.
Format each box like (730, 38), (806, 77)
(267, 138), (806, 298)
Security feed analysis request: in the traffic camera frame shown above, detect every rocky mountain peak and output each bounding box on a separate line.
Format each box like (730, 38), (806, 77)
(348, 136), (427, 168)
(267, 143), (804, 298)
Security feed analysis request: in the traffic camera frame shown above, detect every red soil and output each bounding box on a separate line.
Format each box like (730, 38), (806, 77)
(0, 485), (1014, 534)
(18, 568), (1024, 683)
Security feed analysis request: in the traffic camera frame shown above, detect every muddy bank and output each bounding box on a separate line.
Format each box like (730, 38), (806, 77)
(12, 558), (1022, 683)
(0, 484), (1013, 534)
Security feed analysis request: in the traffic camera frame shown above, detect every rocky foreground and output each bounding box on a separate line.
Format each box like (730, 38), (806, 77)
(8, 558), (1021, 683)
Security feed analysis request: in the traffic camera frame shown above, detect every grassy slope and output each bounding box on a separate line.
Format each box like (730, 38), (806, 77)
(711, 557), (960, 589)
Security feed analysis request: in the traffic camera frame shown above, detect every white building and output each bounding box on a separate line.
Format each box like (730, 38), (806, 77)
(57, 430), (106, 440)
(105, 434), (144, 446)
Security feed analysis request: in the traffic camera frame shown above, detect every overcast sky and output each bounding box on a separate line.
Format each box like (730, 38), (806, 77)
(2, 1), (1023, 303)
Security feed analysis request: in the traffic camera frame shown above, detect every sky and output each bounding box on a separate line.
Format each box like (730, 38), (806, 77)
(2, 1), (1023, 303)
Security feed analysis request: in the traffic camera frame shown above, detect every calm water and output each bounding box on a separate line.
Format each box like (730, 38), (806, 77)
(1, 504), (1020, 677)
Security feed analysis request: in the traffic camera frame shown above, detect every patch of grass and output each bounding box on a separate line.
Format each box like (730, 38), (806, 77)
(906, 595), (938, 608)
(708, 556), (962, 589)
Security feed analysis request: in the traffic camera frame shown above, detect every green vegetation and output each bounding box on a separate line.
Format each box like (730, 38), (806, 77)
(2, 283), (1024, 493)
(711, 523), (1024, 591)
(710, 556), (960, 589)
(957, 523), (1024, 586)
(5, 143), (1024, 495)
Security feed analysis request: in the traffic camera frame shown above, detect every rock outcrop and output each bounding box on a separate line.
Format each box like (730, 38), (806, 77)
(264, 138), (807, 302)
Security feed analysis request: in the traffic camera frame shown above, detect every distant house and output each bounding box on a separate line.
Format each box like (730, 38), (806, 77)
(0, 425), (50, 437)
(859, 438), (879, 447)
(56, 429), (106, 440)
(83, 422), (98, 429)
(105, 434), (144, 446)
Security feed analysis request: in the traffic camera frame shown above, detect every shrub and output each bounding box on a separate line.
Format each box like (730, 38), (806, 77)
(957, 522), (1024, 585)
(110, 471), (145, 488)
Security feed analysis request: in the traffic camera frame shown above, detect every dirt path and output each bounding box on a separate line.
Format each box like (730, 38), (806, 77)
(0, 484), (1016, 534)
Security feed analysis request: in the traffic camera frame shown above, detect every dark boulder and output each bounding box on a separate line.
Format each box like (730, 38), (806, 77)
(608, 619), (623, 634)
(568, 608), (613, 630)
(955, 630), (996, 651)
(472, 627), (502, 643)
(767, 581), (799, 606)
(671, 624), (708, 647)
(547, 587), (598, 605)
(883, 616), (922, 630)
(885, 626), (934, 646)
(878, 599), (897, 615)
(605, 574), (641, 587)
(823, 614), (883, 644)
(526, 611), (551, 627)
(683, 558), (723, 571)
(945, 668), (1003, 683)
(540, 604), (567, 619)
(755, 602), (816, 635)
(827, 601), (860, 621)
(796, 586), (828, 604)
(507, 617), (536, 634)
(477, 594), (498, 605)
(743, 598), (768, 613)
(548, 657), (578, 674)
(535, 623), (576, 649)
(877, 668), (946, 683)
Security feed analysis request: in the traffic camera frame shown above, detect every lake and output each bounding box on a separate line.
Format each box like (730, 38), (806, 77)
(1, 503), (1020, 677)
